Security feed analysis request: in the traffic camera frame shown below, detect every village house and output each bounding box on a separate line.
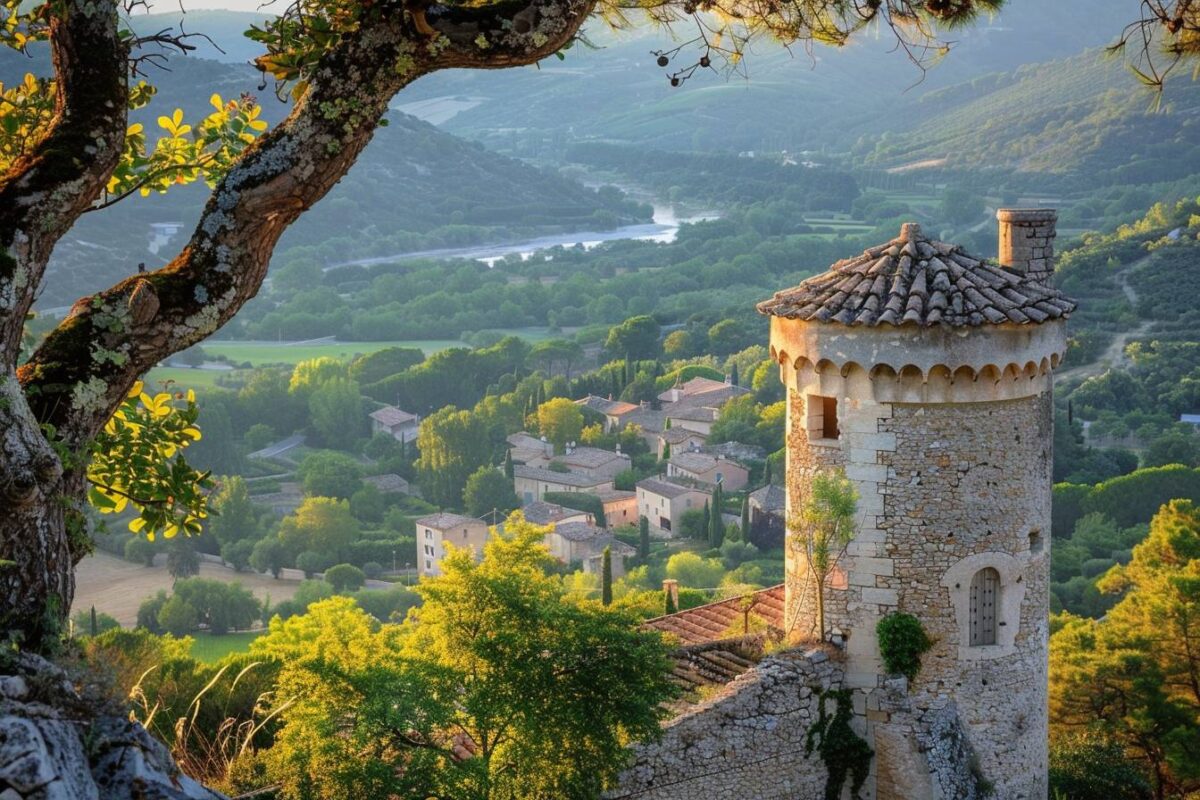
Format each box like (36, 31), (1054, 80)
(666, 451), (750, 491)
(576, 395), (641, 432)
(702, 440), (767, 463)
(597, 488), (638, 528)
(544, 521), (635, 577)
(506, 431), (551, 464)
(654, 426), (708, 459)
(414, 512), (489, 577)
(521, 444), (631, 479)
(368, 405), (420, 443)
(513, 465), (613, 504)
(520, 500), (591, 528)
(636, 478), (710, 537)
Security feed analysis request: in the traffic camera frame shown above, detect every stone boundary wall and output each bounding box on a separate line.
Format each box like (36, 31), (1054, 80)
(608, 647), (843, 800)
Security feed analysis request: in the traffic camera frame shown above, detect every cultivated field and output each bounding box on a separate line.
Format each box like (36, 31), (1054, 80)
(201, 339), (467, 365)
(73, 552), (304, 627)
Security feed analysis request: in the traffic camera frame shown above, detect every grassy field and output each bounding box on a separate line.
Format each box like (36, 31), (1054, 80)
(189, 631), (264, 663)
(144, 366), (228, 390)
(201, 339), (467, 365)
(74, 552), (303, 627)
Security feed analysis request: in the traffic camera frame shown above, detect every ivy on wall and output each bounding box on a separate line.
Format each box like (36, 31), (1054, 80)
(805, 687), (873, 800)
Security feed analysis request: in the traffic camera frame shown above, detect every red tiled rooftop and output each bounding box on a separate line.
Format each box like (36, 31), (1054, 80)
(642, 585), (785, 645)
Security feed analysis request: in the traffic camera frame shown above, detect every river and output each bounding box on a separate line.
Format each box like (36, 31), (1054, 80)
(324, 204), (719, 271)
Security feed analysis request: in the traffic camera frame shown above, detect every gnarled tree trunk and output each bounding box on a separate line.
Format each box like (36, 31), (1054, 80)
(0, 0), (594, 650)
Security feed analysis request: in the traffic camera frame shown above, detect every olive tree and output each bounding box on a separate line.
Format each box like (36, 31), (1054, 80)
(0, 0), (1180, 651)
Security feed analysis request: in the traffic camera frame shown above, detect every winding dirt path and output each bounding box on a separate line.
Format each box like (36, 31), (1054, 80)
(1057, 255), (1153, 385)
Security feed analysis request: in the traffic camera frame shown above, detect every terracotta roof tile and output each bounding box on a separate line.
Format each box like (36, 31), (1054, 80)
(758, 222), (1075, 328)
(642, 585), (785, 646)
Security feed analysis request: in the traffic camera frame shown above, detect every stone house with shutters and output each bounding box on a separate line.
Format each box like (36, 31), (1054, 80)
(612, 211), (1073, 800)
(665, 451), (749, 491)
(513, 465), (614, 504)
(368, 405), (420, 443)
(635, 478), (709, 538)
(415, 512), (489, 577)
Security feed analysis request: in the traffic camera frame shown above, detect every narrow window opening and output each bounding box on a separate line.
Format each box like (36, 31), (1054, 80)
(969, 567), (1000, 646)
(807, 394), (841, 442)
(1029, 530), (1043, 554)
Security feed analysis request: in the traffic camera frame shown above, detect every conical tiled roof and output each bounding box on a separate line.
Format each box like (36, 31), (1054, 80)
(757, 223), (1075, 327)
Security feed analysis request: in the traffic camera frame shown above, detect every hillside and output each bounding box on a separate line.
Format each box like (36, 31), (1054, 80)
(854, 48), (1200, 188)
(0, 51), (649, 307)
(387, 0), (1135, 156)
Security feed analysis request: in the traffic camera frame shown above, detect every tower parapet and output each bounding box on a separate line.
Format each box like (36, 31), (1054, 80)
(758, 218), (1074, 800)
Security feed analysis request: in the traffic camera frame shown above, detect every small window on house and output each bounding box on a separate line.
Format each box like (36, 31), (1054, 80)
(807, 394), (840, 441)
(1029, 530), (1043, 554)
(969, 567), (1000, 646)
(425, 559), (432, 570)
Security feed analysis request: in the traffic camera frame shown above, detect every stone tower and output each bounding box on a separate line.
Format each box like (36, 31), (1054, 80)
(758, 213), (1075, 799)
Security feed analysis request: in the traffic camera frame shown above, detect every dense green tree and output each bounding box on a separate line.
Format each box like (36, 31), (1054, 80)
(157, 595), (199, 637)
(124, 536), (157, 567)
(254, 517), (674, 799)
(418, 407), (492, 509)
(289, 357), (349, 398)
(1051, 500), (1200, 797)
(1144, 432), (1200, 468)
(251, 538), (288, 579)
(605, 316), (661, 361)
(308, 378), (365, 449)
(639, 516), (651, 560)
(136, 591), (169, 633)
(207, 476), (260, 547)
(665, 552), (725, 589)
(166, 537), (201, 580)
(173, 577), (261, 635)
(278, 498), (360, 564)
(349, 347), (426, 385)
(298, 451), (364, 500)
(324, 563), (367, 593)
(463, 466), (520, 519)
(537, 397), (586, 454)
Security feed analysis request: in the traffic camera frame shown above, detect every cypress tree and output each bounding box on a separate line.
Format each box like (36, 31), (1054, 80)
(665, 588), (678, 615)
(662, 442), (671, 461)
(639, 515), (650, 560)
(503, 448), (514, 479)
(763, 458), (773, 485)
(709, 485), (725, 548)
(741, 496), (751, 538)
(610, 368), (620, 398)
(624, 356), (634, 387)
(601, 546), (613, 606)
(730, 362), (739, 386)
(701, 500), (710, 541)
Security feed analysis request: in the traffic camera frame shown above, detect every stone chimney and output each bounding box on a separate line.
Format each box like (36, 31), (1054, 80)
(662, 579), (679, 611)
(997, 208), (1057, 283)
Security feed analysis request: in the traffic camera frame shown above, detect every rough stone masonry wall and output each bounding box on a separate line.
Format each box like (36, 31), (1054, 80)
(607, 647), (843, 800)
(874, 395), (1052, 800)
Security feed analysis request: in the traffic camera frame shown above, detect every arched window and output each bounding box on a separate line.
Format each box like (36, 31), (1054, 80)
(969, 568), (1000, 646)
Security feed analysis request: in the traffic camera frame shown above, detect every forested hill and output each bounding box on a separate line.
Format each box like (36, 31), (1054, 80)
(0, 50), (649, 307)
(852, 48), (1200, 188)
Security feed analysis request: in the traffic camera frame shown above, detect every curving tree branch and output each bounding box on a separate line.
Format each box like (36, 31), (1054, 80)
(18, 0), (596, 449)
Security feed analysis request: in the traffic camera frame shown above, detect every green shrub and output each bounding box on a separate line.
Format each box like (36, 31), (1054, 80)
(876, 613), (932, 682)
(1049, 733), (1152, 800)
(325, 563), (366, 592)
(124, 536), (157, 566)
